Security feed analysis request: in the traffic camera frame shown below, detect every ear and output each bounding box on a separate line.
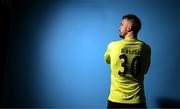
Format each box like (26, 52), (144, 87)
(126, 25), (132, 32)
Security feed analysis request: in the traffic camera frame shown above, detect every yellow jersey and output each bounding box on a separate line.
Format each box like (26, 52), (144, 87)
(104, 38), (151, 104)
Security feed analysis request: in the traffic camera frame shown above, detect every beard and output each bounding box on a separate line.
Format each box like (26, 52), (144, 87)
(119, 30), (128, 39)
(119, 33), (124, 39)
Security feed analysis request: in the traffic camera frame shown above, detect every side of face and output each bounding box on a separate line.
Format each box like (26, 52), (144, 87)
(119, 19), (132, 38)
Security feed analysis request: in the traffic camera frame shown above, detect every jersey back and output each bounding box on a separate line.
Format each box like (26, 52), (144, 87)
(104, 38), (151, 104)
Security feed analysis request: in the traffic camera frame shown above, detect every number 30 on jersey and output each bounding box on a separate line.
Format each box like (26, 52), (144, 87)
(118, 54), (141, 78)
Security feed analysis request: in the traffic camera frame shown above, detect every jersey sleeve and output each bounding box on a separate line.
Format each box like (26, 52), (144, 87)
(143, 45), (151, 75)
(104, 42), (113, 64)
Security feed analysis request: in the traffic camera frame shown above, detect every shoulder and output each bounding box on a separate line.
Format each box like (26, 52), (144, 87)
(107, 40), (119, 47)
(138, 39), (151, 50)
(110, 40), (124, 45)
(109, 40), (125, 47)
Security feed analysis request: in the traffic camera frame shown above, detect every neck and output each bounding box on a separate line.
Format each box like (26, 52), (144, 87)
(124, 32), (137, 39)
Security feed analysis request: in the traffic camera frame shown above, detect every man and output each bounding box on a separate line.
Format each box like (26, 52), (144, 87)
(104, 14), (151, 109)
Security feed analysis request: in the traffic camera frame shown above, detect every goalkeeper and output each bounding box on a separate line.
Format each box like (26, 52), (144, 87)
(104, 14), (151, 109)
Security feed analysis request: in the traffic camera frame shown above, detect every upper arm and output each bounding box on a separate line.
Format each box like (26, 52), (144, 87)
(144, 45), (151, 74)
(147, 45), (151, 65)
(104, 42), (113, 64)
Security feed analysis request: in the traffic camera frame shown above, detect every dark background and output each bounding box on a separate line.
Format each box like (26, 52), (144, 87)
(1, 0), (180, 108)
